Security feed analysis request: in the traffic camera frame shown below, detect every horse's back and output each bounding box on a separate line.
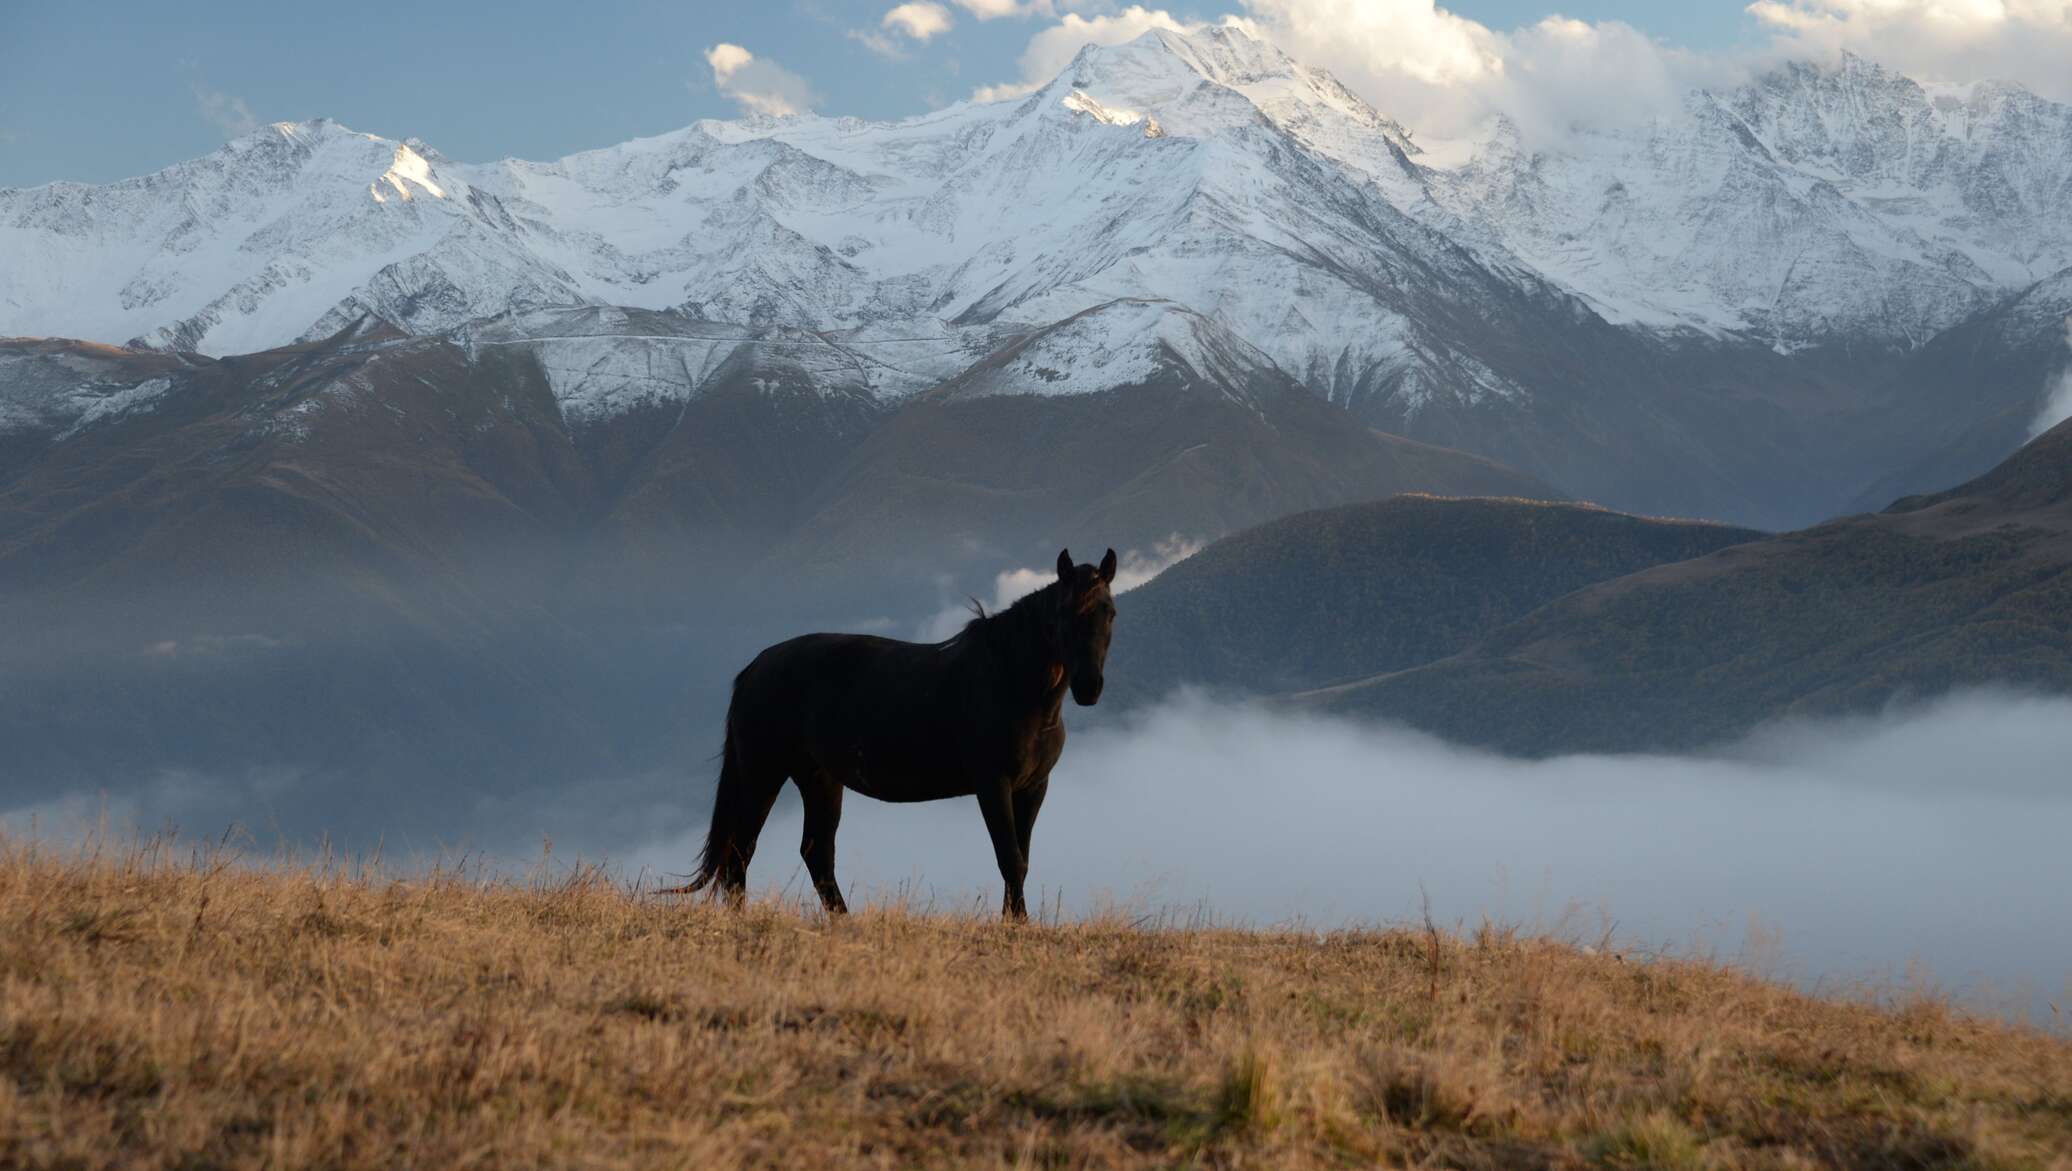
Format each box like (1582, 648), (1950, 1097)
(732, 632), (946, 729)
(737, 631), (928, 688)
(729, 631), (972, 796)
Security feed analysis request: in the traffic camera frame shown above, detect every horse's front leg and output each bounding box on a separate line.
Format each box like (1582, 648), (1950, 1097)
(1013, 775), (1048, 890)
(976, 780), (1028, 921)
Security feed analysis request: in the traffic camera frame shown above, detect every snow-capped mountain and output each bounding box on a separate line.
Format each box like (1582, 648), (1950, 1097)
(2, 26), (1567, 425)
(5, 25), (2071, 529)
(11, 29), (2063, 361)
(1421, 52), (2072, 347)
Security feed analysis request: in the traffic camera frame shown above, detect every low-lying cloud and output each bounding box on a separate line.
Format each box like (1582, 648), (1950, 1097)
(632, 691), (2072, 1020)
(16, 674), (2066, 1021)
(917, 535), (1202, 640)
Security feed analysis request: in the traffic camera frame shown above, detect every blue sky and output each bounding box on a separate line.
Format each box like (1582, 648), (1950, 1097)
(0, 1), (1764, 186)
(1, 1), (2064, 187)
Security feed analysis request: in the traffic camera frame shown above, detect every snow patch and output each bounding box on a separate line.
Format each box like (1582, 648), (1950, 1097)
(56, 376), (174, 438)
(948, 300), (1280, 402)
(0, 349), (179, 437)
(1060, 90), (1161, 137)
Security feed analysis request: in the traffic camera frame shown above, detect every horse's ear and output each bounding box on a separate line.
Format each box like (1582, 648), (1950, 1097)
(1098, 548), (1118, 584)
(1056, 548), (1073, 580)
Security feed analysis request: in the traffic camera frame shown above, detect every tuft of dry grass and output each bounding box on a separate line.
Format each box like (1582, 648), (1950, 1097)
(2, 834), (2069, 1170)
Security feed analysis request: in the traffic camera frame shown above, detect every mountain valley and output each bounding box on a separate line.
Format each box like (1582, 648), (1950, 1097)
(6, 23), (2072, 826)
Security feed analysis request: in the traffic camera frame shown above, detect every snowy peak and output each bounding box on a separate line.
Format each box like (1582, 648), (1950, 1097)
(1162, 23), (1417, 153)
(0, 115), (561, 356)
(1423, 51), (2072, 344)
(1049, 25), (1413, 154)
(371, 142), (450, 203)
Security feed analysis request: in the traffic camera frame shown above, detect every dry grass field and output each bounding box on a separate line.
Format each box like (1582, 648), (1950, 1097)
(3, 834), (2068, 1170)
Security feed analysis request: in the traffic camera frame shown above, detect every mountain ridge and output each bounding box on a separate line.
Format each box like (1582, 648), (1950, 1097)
(6, 26), (2071, 529)
(1107, 494), (1766, 705)
(1304, 417), (2072, 753)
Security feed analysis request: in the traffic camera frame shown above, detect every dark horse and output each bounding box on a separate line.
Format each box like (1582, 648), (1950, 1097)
(680, 548), (1118, 919)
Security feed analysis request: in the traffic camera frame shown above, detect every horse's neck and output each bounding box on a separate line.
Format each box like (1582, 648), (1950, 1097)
(966, 605), (1064, 713)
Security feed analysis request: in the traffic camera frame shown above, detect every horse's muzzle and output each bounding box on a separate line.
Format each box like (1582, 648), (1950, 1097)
(1070, 675), (1104, 706)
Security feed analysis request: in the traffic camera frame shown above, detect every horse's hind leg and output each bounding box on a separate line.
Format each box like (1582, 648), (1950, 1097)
(717, 773), (782, 905)
(796, 771), (848, 915)
(701, 733), (785, 906)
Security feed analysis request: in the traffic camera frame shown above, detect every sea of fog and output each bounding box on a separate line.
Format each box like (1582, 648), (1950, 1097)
(625, 691), (2072, 1024)
(10, 689), (2068, 1024)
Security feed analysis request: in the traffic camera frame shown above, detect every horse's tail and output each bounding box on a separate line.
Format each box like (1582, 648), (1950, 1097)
(675, 701), (751, 896)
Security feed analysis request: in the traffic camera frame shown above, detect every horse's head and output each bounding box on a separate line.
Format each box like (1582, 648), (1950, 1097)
(1053, 547), (1118, 706)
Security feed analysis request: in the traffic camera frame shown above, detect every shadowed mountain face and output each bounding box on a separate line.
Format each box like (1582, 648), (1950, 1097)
(1306, 419), (2072, 754)
(1105, 496), (1763, 706)
(0, 305), (1551, 602)
(0, 316), (1554, 823)
(774, 303), (1555, 575)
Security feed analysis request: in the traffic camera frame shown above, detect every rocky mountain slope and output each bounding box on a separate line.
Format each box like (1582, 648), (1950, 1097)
(1107, 495), (1763, 705)
(1307, 417), (2072, 753)
(0, 300), (1545, 597)
(772, 300), (1553, 573)
(6, 27), (2071, 528)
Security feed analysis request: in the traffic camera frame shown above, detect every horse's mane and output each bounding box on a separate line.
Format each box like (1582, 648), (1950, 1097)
(939, 579), (1063, 653)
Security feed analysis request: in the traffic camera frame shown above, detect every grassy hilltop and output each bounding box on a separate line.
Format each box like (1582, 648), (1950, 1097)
(4, 838), (2069, 1170)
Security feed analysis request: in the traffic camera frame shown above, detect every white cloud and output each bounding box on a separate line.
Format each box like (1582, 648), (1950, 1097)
(970, 80), (1044, 103)
(969, 0), (2072, 146)
(634, 691), (2072, 1018)
(1242, 0), (1501, 88)
(702, 42), (817, 118)
(916, 536), (1203, 641)
(857, 1), (955, 59)
(1233, 0), (2072, 140)
(967, 1), (1720, 138)
(1238, 0), (2072, 129)
(971, 5), (1196, 102)
(953, 0), (1051, 18)
(1749, 0), (2072, 100)
(192, 82), (259, 138)
(1230, 1), (1744, 141)
(885, 1), (955, 40)
(1481, 17), (1735, 142)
